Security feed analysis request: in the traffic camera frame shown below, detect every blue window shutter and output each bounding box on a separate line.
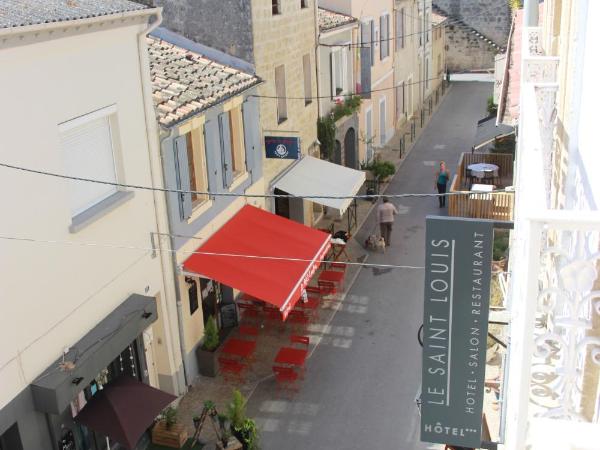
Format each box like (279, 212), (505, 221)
(173, 135), (192, 220)
(219, 112), (233, 188)
(242, 99), (259, 177)
(204, 120), (219, 197)
(360, 47), (371, 99)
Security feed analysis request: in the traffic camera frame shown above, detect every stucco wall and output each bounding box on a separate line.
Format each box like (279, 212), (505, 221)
(152, 0), (255, 64)
(434, 0), (511, 46)
(0, 21), (180, 440)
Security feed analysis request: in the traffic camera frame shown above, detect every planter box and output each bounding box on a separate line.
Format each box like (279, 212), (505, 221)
(151, 421), (188, 449)
(196, 346), (218, 377)
(216, 436), (243, 450)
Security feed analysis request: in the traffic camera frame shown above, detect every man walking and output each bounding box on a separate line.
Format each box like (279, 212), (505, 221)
(377, 197), (398, 246)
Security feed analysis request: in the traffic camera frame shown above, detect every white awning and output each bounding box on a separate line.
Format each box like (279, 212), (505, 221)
(274, 156), (366, 215)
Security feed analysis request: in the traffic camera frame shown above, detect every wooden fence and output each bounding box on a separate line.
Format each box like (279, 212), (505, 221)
(448, 152), (515, 220)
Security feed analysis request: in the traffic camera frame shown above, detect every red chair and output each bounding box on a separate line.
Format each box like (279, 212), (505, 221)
(330, 262), (346, 272)
(305, 285), (321, 299)
(294, 297), (320, 321)
(219, 357), (246, 383)
(287, 310), (310, 331)
(263, 306), (283, 332)
(237, 303), (260, 323)
(290, 335), (309, 348)
(239, 325), (259, 338)
(272, 366), (300, 396)
(318, 280), (337, 297)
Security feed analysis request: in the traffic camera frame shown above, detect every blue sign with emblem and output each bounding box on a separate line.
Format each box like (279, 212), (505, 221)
(265, 136), (300, 159)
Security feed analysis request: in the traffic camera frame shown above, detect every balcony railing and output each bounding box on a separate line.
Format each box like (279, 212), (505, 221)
(447, 152), (515, 220)
(502, 26), (599, 449)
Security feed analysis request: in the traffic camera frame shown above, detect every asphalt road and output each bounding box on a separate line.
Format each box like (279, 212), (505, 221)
(246, 81), (493, 450)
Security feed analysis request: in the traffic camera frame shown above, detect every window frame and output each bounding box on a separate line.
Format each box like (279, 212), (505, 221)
(300, 0), (308, 8)
(275, 64), (288, 124)
(184, 125), (209, 208)
(395, 8), (405, 51)
(302, 53), (312, 105)
(59, 105), (134, 232)
(272, 0), (280, 15)
(380, 13), (390, 60)
(228, 106), (247, 179)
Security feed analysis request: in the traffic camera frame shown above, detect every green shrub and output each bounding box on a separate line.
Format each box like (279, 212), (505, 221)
(202, 316), (219, 351)
(162, 406), (178, 429)
(238, 418), (259, 450)
(493, 231), (509, 261)
(487, 95), (497, 116)
(331, 95), (362, 121)
(364, 160), (396, 180)
(317, 116), (336, 161)
(227, 389), (246, 430)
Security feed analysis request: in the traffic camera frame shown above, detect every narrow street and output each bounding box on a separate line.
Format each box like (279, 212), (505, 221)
(246, 81), (493, 449)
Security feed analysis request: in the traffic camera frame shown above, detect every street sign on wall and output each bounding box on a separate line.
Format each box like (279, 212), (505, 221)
(265, 136), (300, 159)
(421, 216), (494, 448)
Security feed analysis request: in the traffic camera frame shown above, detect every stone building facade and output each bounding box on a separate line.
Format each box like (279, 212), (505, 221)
(149, 0), (319, 224)
(434, 0), (511, 46)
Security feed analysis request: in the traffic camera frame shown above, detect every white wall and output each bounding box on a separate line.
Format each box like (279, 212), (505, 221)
(0, 23), (176, 409)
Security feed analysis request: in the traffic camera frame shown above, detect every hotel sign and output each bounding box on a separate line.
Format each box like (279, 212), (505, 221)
(421, 216), (493, 448)
(265, 136), (300, 159)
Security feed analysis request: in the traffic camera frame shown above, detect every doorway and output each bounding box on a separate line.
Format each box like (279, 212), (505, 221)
(333, 140), (342, 164)
(0, 423), (23, 450)
(344, 127), (357, 169)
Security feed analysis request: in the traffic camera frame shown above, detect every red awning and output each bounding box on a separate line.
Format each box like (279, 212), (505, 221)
(183, 205), (331, 319)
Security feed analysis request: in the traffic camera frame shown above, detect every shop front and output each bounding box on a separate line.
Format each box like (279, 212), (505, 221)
(26, 294), (173, 450)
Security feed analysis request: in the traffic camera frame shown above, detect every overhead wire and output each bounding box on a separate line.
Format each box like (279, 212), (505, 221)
(0, 161), (511, 199)
(0, 235), (425, 271)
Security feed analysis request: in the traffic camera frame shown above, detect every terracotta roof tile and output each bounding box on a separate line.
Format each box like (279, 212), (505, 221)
(318, 7), (357, 32)
(147, 36), (261, 128)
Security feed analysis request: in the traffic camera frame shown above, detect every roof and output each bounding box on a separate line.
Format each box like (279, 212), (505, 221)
(431, 11), (448, 26)
(183, 205), (331, 319)
(498, 10), (523, 125)
(318, 7), (357, 32)
(0, 0), (148, 30)
(147, 35), (261, 128)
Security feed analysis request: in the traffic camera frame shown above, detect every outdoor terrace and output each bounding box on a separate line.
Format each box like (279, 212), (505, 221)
(448, 152), (515, 221)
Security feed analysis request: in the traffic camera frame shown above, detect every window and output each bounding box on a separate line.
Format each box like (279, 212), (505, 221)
(360, 20), (375, 68)
(303, 53), (312, 105)
(275, 65), (287, 123)
(426, 13), (430, 43)
(228, 107), (246, 177)
(395, 8), (405, 51)
(218, 107), (246, 188)
(437, 54), (442, 75)
(426, 59), (430, 89)
(300, 0), (308, 8)
(184, 128), (208, 207)
(395, 81), (405, 120)
(330, 48), (347, 97)
(401, 81), (406, 114)
(418, 14), (422, 47)
(380, 14), (389, 59)
(60, 107), (119, 217)
(272, 0), (280, 15)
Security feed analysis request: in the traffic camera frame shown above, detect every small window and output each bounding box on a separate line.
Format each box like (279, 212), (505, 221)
(300, 0), (308, 8)
(184, 128), (208, 207)
(303, 53), (312, 105)
(380, 14), (389, 59)
(395, 9), (404, 51)
(228, 107), (247, 177)
(275, 65), (287, 123)
(60, 108), (119, 217)
(272, 0), (280, 15)
(330, 48), (348, 97)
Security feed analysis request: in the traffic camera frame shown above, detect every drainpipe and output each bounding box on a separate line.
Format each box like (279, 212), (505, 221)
(314, 1), (322, 125)
(136, 8), (189, 393)
(523, 0), (539, 27)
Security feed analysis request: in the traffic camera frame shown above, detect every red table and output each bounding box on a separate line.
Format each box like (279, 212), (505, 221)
(318, 270), (345, 285)
(221, 338), (256, 359)
(275, 347), (308, 367)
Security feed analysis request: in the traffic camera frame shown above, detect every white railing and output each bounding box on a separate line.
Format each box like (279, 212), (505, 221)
(502, 26), (600, 450)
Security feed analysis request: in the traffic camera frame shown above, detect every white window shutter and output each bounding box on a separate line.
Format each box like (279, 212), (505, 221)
(61, 116), (117, 216)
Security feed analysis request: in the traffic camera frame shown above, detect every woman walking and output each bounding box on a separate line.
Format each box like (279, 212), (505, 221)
(435, 161), (450, 207)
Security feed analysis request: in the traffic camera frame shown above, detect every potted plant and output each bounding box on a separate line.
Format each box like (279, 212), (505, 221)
(364, 160), (396, 182)
(227, 390), (259, 450)
(152, 406), (188, 449)
(196, 315), (220, 377)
